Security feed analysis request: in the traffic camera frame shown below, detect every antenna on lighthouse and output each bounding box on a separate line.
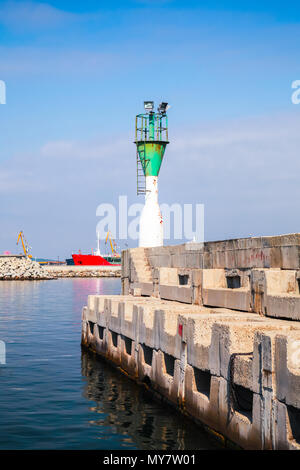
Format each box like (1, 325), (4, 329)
(134, 100), (169, 247)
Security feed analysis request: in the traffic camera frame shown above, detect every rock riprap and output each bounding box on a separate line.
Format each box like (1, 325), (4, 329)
(0, 256), (50, 280)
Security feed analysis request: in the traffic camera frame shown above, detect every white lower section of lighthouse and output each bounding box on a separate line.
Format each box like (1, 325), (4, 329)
(139, 176), (163, 247)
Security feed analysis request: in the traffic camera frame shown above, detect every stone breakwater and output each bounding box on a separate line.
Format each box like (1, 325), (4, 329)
(46, 265), (121, 278)
(0, 256), (121, 280)
(0, 256), (50, 280)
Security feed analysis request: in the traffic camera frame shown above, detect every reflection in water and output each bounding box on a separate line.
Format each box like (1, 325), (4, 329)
(0, 278), (219, 450)
(72, 277), (112, 309)
(81, 349), (218, 450)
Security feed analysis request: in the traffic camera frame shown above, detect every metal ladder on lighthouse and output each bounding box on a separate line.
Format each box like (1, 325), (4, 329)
(136, 144), (149, 195)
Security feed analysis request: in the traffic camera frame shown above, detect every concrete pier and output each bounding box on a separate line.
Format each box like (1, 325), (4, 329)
(81, 234), (300, 449)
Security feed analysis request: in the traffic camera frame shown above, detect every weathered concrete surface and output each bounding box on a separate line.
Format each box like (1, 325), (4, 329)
(82, 235), (300, 449)
(122, 234), (300, 321)
(144, 233), (300, 270)
(82, 294), (300, 450)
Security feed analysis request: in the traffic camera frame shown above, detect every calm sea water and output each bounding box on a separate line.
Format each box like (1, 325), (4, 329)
(0, 278), (219, 450)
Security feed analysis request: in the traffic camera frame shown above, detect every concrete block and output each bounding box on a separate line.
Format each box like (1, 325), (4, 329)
(121, 249), (130, 278)
(191, 269), (202, 287)
(156, 308), (180, 359)
(139, 282), (153, 296)
(281, 245), (300, 270)
(82, 306), (88, 323)
(120, 335), (138, 377)
(120, 302), (138, 341)
(106, 328), (121, 366)
(184, 252), (202, 269)
(269, 247), (282, 268)
(203, 288), (251, 312)
(87, 294), (98, 312)
(138, 305), (156, 349)
(211, 249), (226, 269)
(218, 377), (263, 449)
(159, 285), (193, 303)
(122, 277), (130, 295)
(81, 307), (88, 343)
(235, 249), (252, 269)
(184, 365), (220, 432)
(171, 253), (186, 268)
(86, 296), (98, 323)
(210, 322), (270, 380)
(250, 269), (266, 314)
(265, 269), (296, 294)
(187, 315), (213, 372)
(252, 331), (276, 395)
(275, 335), (289, 402)
(137, 343), (155, 383)
(266, 295), (300, 321)
(153, 254), (172, 267)
(275, 332), (300, 408)
(93, 322), (108, 356)
(133, 287), (142, 297)
(97, 296), (112, 327)
(272, 399), (300, 450)
(202, 269), (226, 288)
(150, 349), (180, 405)
(159, 267), (178, 285)
(232, 354), (253, 390)
(192, 285), (202, 305)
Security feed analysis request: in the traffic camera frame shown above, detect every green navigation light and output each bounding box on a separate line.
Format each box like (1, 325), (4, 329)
(135, 102), (169, 179)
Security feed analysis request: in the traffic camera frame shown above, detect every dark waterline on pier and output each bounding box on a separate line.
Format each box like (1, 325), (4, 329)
(0, 278), (219, 450)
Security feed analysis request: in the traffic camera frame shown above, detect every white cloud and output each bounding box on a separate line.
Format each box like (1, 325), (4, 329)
(169, 112), (300, 179)
(40, 138), (130, 160)
(0, 46), (122, 76)
(0, 1), (78, 30)
(0, 169), (44, 193)
(0, 135), (133, 196)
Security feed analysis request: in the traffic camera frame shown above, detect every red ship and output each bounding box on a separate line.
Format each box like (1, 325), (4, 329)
(70, 232), (121, 266)
(72, 253), (121, 266)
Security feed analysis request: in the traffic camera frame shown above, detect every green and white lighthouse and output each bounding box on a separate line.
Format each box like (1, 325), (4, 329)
(135, 101), (169, 247)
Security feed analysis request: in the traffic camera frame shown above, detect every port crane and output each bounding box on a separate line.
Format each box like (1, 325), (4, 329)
(105, 231), (119, 256)
(16, 231), (32, 258)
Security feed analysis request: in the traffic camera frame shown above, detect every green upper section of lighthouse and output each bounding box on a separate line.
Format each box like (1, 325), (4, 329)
(135, 101), (169, 177)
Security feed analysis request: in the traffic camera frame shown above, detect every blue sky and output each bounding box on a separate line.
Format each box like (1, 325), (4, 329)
(1, 1), (300, 258)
